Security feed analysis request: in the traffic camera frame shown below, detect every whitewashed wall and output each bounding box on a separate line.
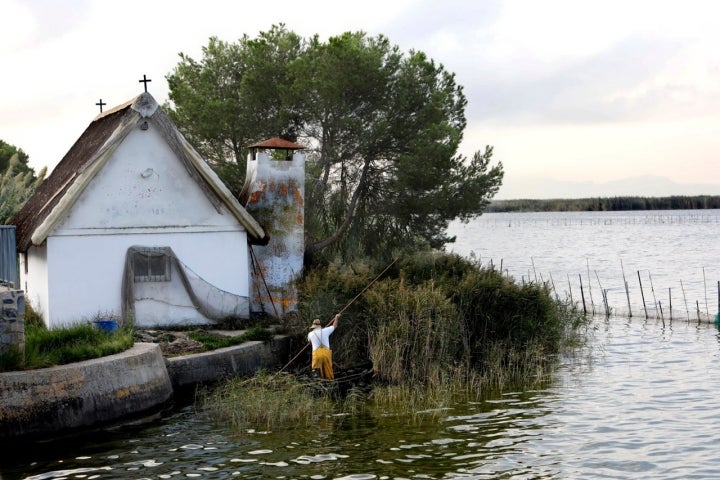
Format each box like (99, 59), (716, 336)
(244, 151), (305, 317)
(28, 123), (251, 328)
(19, 245), (48, 321)
(44, 230), (248, 327)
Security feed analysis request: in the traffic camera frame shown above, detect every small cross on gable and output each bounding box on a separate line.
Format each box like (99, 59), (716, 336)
(138, 74), (152, 93)
(95, 99), (106, 113)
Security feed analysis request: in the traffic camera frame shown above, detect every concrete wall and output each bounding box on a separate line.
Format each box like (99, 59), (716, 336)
(166, 335), (290, 389)
(0, 336), (290, 440)
(244, 151), (305, 317)
(0, 343), (173, 440)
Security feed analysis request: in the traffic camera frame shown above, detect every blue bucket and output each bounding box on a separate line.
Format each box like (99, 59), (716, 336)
(94, 320), (119, 333)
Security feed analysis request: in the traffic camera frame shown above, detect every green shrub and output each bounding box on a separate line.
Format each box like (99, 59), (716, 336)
(295, 251), (587, 389)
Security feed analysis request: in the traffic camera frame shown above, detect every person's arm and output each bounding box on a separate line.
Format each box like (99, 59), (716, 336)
(331, 313), (340, 329)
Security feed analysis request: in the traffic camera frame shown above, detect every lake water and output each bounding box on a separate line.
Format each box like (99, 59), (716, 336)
(2, 210), (720, 479)
(447, 210), (720, 322)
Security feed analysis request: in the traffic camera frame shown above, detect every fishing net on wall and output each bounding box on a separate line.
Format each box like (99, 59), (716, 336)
(121, 246), (247, 323)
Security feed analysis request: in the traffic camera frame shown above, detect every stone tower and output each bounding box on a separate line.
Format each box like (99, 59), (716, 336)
(242, 138), (305, 318)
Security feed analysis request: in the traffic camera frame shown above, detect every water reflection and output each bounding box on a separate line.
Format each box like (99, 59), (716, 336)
(3, 317), (720, 479)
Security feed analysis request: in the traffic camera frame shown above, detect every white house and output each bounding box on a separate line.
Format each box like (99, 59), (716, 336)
(12, 92), (285, 329)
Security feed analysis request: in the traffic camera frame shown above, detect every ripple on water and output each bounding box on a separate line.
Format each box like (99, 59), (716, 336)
(6, 314), (720, 480)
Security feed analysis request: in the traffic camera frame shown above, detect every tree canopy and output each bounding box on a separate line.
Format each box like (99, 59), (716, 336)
(166, 25), (503, 263)
(0, 140), (46, 224)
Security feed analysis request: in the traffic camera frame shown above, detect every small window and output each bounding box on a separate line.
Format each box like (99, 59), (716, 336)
(132, 247), (171, 282)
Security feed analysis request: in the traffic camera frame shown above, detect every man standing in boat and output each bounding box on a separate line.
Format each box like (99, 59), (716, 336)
(308, 313), (340, 379)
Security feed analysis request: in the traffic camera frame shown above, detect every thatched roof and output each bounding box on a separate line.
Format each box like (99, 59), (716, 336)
(12, 93), (266, 252)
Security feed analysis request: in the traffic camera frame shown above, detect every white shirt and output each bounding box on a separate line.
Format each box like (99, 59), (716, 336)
(307, 326), (335, 351)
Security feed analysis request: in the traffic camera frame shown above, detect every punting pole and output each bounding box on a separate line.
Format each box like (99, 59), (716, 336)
(277, 257), (399, 374)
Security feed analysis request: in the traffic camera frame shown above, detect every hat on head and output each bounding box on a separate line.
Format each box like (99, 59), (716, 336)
(310, 318), (321, 329)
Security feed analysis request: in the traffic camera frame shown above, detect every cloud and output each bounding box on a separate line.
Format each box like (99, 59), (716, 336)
(0, 0), (90, 52)
(463, 35), (693, 125)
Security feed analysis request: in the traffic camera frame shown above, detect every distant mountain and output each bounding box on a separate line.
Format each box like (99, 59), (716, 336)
(496, 175), (720, 200)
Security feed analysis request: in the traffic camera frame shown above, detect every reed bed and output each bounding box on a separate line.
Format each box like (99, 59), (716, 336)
(201, 251), (589, 431)
(208, 252), (585, 427)
(199, 372), (366, 431)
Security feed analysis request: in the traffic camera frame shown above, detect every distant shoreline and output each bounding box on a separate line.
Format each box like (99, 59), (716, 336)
(487, 195), (720, 213)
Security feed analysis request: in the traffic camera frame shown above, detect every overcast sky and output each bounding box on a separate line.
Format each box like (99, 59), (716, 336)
(2, 0), (719, 199)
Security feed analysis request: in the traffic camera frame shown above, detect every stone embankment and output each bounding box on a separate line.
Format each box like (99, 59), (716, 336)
(0, 334), (290, 441)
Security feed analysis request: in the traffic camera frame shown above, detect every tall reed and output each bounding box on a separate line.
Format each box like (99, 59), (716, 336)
(200, 372), (358, 431)
(206, 251), (589, 427)
(299, 251), (586, 398)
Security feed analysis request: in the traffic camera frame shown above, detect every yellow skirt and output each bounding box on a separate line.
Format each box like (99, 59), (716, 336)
(311, 346), (334, 380)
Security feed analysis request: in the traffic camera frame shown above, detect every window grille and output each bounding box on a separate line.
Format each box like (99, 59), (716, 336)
(132, 247), (171, 282)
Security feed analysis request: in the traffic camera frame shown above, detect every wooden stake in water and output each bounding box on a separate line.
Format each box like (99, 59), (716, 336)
(620, 258), (632, 318)
(703, 267), (709, 317)
(638, 270), (648, 319)
(621, 258), (632, 317)
(602, 288), (610, 317)
(531, 257), (538, 283)
(595, 271), (610, 317)
(567, 274), (574, 304)
(681, 279), (690, 321)
(587, 258), (595, 315)
(579, 274), (587, 315)
(668, 287), (673, 322)
(649, 271), (659, 319)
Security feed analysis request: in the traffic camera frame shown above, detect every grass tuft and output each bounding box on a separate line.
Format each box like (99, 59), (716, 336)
(200, 372), (337, 431)
(0, 322), (135, 372)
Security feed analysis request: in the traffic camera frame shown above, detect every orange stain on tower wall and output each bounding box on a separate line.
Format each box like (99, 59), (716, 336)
(293, 187), (304, 206)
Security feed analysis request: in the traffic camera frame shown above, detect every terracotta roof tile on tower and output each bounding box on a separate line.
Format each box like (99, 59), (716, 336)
(248, 138), (304, 150)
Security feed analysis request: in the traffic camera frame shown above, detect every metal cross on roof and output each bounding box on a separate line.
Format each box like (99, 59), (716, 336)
(95, 99), (106, 113)
(138, 74), (152, 93)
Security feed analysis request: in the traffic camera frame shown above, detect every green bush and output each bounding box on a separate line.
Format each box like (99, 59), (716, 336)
(296, 251), (586, 386)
